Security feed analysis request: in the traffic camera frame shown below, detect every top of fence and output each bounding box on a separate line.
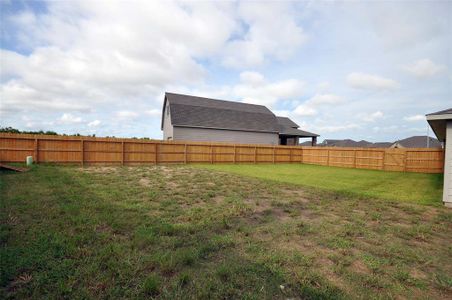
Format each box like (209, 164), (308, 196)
(0, 132), (443, 152)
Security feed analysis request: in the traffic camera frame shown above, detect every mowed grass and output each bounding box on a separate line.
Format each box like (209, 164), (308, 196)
(196, 164), (444, 205)
(1, 165), (452, 299)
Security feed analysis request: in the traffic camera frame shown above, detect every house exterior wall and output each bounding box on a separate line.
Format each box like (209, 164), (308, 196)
(444, 121), (452, 207)
(162, 102), (173, 140)
(173, 126), (278, 145)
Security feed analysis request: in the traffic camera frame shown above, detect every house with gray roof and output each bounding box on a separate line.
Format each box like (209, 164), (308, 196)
(161, 92), (318, 145)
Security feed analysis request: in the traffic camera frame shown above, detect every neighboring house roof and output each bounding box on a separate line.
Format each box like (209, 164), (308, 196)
(369, 142), (393, 148)
(162, 92), (279, 133)
(392, 136), (442, 148)
(276, 116), (319, 137)
(321, 139), (372, 147)
(426, 108), (452, 141)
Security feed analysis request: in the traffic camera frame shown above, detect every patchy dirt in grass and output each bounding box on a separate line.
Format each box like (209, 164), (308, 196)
(138, 178), (151, 187)
(79, 166), (119, 174)
(351, 260), (371, 275)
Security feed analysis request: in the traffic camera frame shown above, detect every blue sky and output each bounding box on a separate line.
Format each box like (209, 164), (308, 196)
(1, 1), (451, 142)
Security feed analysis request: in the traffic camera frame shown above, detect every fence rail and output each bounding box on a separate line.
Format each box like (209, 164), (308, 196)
(0, 133), (444, 173)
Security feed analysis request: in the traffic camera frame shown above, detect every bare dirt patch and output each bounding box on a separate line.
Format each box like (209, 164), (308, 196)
(79, 166), (119, 174)
(351, 260), (371, 275)
(139, 178), (151, 187)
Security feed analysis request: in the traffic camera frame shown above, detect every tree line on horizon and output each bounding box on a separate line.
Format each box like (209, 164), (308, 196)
(0, 126), (154, 140)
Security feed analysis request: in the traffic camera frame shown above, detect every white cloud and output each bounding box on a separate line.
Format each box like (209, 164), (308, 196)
(367, 3), (449, 49)
(308, 94), (344, 105)
(58, 113), (83, 124)
(312, 123), (360, 133)
(403, 59), (446, 78)
(293, 93), (344, 117)
(346, 72), (399, 90)
(239, 71), (265, 86)
(372, 125), (398, 133)
(233, 71), (305, 107)
(144, 109), (161, 117)
(1, 1), (311, 124)
(222, 2), (308, 68)
(403, 114), (425, 122)
(116, 111), (139, 120)
(294, 105), (317, 116)
(317, 81), (330, 91)
(359, 111), (384, 122)
(87, 120), (101, 127)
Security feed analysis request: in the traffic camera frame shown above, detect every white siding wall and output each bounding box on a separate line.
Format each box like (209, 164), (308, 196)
(173, 126), (278, 145)
(444, 121), (452, 207)
(162, 103), (173, 140)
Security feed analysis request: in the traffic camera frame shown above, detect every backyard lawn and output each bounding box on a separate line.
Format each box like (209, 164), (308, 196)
(197, 164), (444, 206)
(1, 165), (451, 299)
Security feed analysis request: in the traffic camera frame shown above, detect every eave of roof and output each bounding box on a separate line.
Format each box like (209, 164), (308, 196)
(426, 108), (452, 116)
(279, 128), (319, 137)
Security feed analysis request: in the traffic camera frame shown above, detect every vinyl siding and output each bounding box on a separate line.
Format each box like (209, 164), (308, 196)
(162, 103), (173, 140)
(173, 126), (278, 145)
(444, 121), (452, 204)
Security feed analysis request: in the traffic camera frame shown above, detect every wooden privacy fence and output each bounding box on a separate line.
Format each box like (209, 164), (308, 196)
(0, 133), (444, 173)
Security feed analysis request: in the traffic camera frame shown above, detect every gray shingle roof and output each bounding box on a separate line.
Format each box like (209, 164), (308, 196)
(369, 142), (392, 148)
(394, 136), (442, 148)
(321, 139), (372, 147)
(276, 116), (299, 128)
(277, 116), (319, 137)
(426, 108), (452, 116)
(164, 93), (279, 133)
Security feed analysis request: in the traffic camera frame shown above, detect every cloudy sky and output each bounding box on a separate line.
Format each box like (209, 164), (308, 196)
(1, 1), (451, 142)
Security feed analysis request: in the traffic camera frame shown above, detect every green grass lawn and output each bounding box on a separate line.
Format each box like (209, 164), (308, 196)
(196, 164), (444, 206)
(1, 165), (451, 299)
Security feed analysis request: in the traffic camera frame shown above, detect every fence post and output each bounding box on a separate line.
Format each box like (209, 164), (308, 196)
(289, 148), (292, 163)
(327, 149), (330, 166)
(34, 138), (39, 164)
(155, 143), (158, 165)
(403, 150), (408, 172)
(353, 150), (356, 168)
(184, 144), (187, 164)
(273, 147), (275, 164)
(210, 145), (213, 164)
(121, 141), (125, 166)
(300, 147), (304, 164)
(254, 146), (257, 164)
(81, 139), (84, 167)
(233, 145), (236, 163)
(381, 151), (385, 170)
